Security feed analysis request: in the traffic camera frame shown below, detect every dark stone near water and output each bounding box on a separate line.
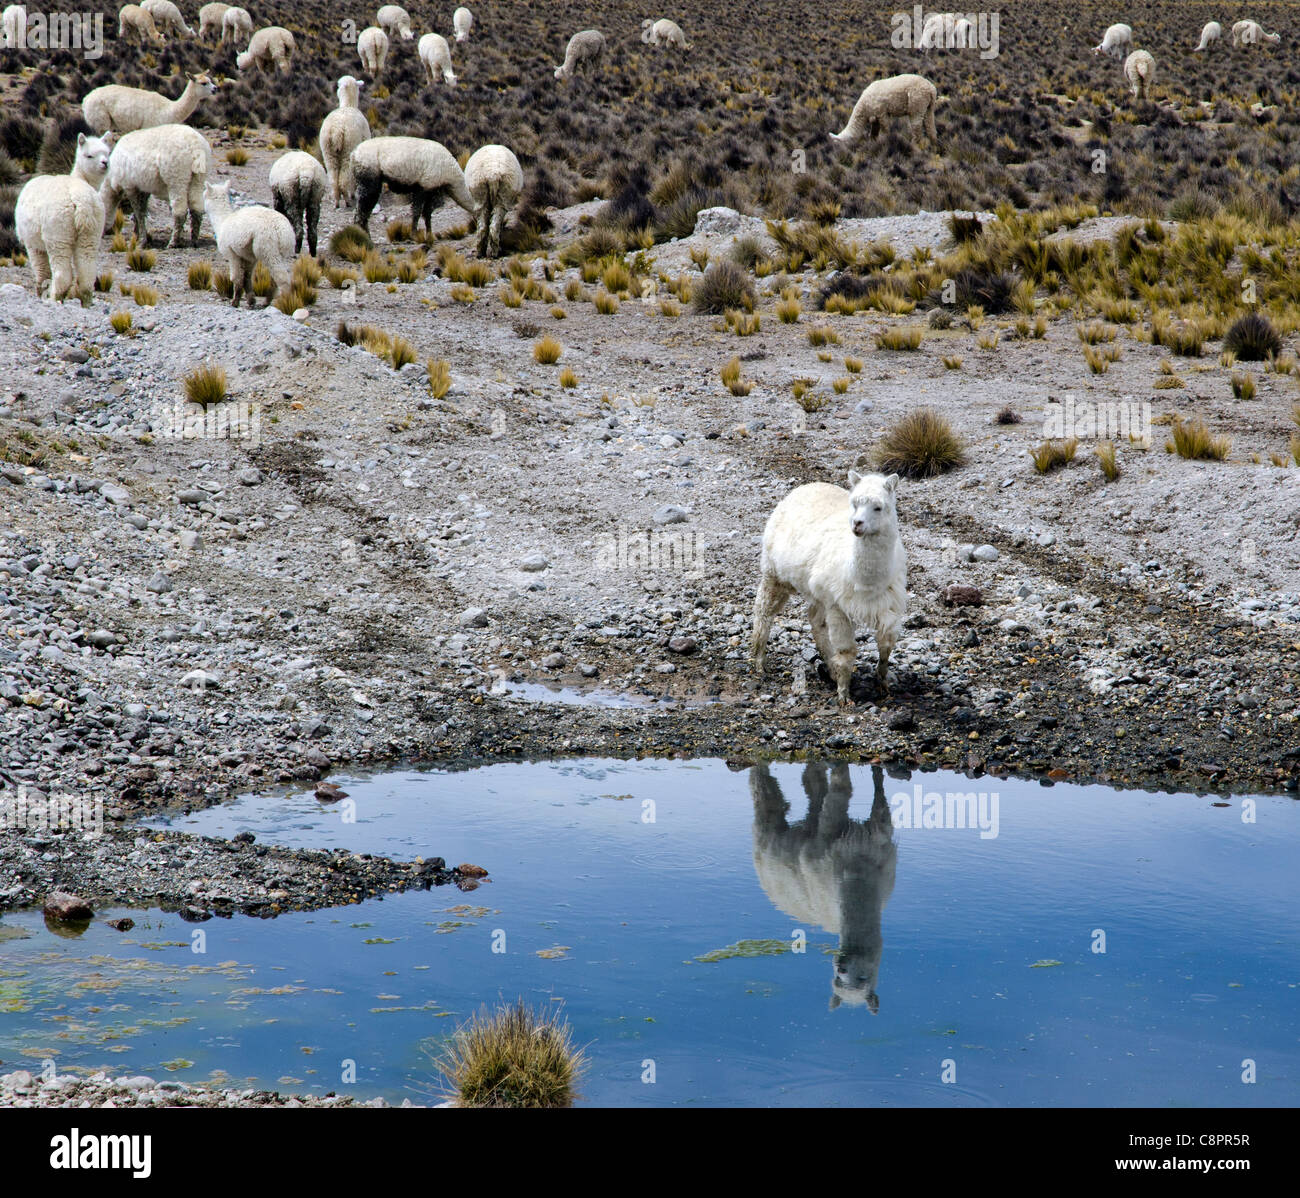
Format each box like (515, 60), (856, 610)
(105, 917), (134, 931)
(43, 891), (93, 921)
(942, 584), (983, 606)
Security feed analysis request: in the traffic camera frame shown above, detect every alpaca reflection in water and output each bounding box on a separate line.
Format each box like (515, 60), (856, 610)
(750, 762), (897, 1012)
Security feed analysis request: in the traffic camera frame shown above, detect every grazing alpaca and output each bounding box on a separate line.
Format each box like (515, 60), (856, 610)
(750, 762), (897, 1013)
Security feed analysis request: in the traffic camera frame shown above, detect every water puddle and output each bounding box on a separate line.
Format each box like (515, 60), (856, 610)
(1, 759), (1296, 1107)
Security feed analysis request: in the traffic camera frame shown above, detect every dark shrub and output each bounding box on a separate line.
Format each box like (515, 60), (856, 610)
(1223, 313), (1281, 361)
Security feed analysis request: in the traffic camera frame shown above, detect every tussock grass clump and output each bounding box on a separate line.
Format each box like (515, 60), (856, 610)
(450, 284), (476, 304)
(876, 327), (924, 351)
(110, 231), (129, 253)
(109, 310), (134, 336)
(533, 336), (562, 364)
(326, 265), (357, 290)
(550, 306), (566, 319)
(272, 284), (315, 315)
(593, 290), (619, 315)
(1077, 321), (1119, 345)
(943, 355), (962, 370)
(995, 406), (1021, 424)
(977, 331), (999, 350)
(658, 297), (681, 317)
(807, 324), (839, 347)
(435, 1001), (585, 1109)
(1031, 438), (1079, 473)
(183, 363), (228, 406)
(720, 357), (753, 396)
(791, 378), (826, 413)
(249, 262), (275, 298)
(1084, 343), (1120, 373)
(427, 358), (451, 399)
(187, 260), (212, 290)
(832, 377), (851, 394)
(293, 257), (323, 288)
(131, 284), (159, 307)
(559, 367), (578, 388)
(876, 408), (965, 478)
(213, 269), (233, 299)
(776, 296), (802, 323)
(1151, 315), (1204, 357)
(387, 218), (413, 243)
(330, 225), (373, 263)
(1231, 371), (1256, 400)
(389, 336), (417, 369)
(844, 357), (862, 373)
(125, 246), (156, 272)
(693, 259), (755, 314)
(725, 309), (760, 336)
(362, 251), (394, 283)
(225, 147), (249, 166)
(1223, 312), (1281, 361)
(93, 272), (114, 293)
(1096, 441), (1119, 482)
(1167, 417), (1230, 460)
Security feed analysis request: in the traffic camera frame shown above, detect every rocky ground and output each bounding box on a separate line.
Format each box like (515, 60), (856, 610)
(2, 145), (1298, 937)
(0, 1067), (419, 1107)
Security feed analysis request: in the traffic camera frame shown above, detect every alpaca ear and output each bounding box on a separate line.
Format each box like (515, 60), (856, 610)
(829, 993), (842, 1011)
(847, 470), (861, 488)
(867, 992), (880, 1015)
(884, 473), (898, 492)
(77, 132), (87, 147)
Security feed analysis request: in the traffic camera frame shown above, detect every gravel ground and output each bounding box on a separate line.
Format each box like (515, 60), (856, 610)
(2, 144), (1298, 942)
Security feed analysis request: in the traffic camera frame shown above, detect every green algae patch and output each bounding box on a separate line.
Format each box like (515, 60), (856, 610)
(1030, 959), (1064, 968)
(694, 939), (791, 964)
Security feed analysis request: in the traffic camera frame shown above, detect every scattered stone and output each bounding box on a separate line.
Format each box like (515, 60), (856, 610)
(941, 584), (983, 606)
(43, 891), (93, 922)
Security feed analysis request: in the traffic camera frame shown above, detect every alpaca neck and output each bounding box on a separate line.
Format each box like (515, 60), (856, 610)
(205, 195), (231, 231)
(171, 79), (200, 121)
(847, 520), (899, 583)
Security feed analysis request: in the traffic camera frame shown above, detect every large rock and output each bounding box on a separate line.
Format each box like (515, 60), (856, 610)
(44, 891), (94, 921)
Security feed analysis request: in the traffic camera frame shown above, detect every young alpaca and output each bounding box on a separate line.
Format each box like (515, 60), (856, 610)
(14, 132), (112, 303)
(203, 180), (294, 308)
(752, 471), (906, 704)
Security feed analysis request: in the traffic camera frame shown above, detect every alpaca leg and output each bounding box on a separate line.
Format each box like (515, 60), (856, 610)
(74, 240), (98, 305)
(751, 572), (791, 674)
(489, 208), (505, 258)
(306, 201), (319, 258)
(189, 205), (201, 247)
(925, 102), (937, 146)
(50, 257), (74, 302)
(808, 600), (835, 676)
(874, 620), (899, 693)
(749, 762), (789, 832)
(824, 605), (858, 706)
(801, 762), (828, 834)
(29, 246), (51, 298)
(229, 258), (245, 307)
(131, 195), (149, 246)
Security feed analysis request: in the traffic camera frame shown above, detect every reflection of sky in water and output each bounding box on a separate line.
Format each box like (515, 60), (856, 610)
(1, 759), (1296, 1107)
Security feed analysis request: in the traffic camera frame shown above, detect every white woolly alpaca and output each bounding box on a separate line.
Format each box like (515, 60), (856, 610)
(918, 11), (961, 51)
(640, 18), (691, 49)
(830, 74), (938, 147)
(118, 3), (163, 44)
(83, 73), (216, 135)
(100, 122), (213, 248)
(1093, 22), (1132, 57)
(453, 6), (472, 42)
(203, 181), (295, 308)
(752, 471), (907, 705)
(141, 0), (194, 38)
(220, 4), (250, 43)
(750, 762), (896, 1013)
(15, 132), (112, 303)
(269, 150), (327, 256)
(197, 2), (229, 40)
(357, 25), (389, 77)
(376, 4), (413, 40)
(418, 32), (456, 85)
(237, 25), (295, 72)
(1124, 49), (1155, 100)
(1194, 21), (1221, 52)
(349, 135), (474, 235)
(464, 144), (522, 259)
(1, 4), (25, 47)
(951, 16), (975, 48)
(554, 28), (605, 79)
(1232, 19), (1280, 47)
(319, 76), (370, 208)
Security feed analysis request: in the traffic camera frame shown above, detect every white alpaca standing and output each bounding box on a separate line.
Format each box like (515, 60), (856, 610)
(319, 75), (370, 208)
(376, 4), (413, 40)
(463, 143), (522, 258)
(141, 0), (194, 38)
(220, 4), (251, 43)
(752, 471), (906, 704)
(237, 25), (295, 72)
(82, 72), (216, 135)
(203, 180), (295, 308)
(1124, 49), (1155, 100)
(554, 28), (605, 79)
(1194, 21), (1221, 52)
(418, 31), (456, 85)
(15, 132), (112, 303)
(1093, 22), (1132, 57)
(357, 25), (389, 77)
(100, 123), (213, 248)
(118, 3), (163, 44)
(1232, 19), (1280, 47)
(750, 762), (897, 1013)
(453, 6), (472, 42)
(197, 2), (229, 40)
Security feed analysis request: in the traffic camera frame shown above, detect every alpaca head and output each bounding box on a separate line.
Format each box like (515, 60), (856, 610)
(338, 74), (362, 105)
(202, 179), (232, 218)
(75, 133), (112, 184)
(830, 946), (882, 1013)
(189, 71), (217, 98)
(235, 48), (251, 69)
(641, 19), (653, 43)
(846, 472), (898, 539)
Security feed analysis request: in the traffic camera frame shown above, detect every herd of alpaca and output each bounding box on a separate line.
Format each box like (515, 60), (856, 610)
(4, 6), (1289, 703)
